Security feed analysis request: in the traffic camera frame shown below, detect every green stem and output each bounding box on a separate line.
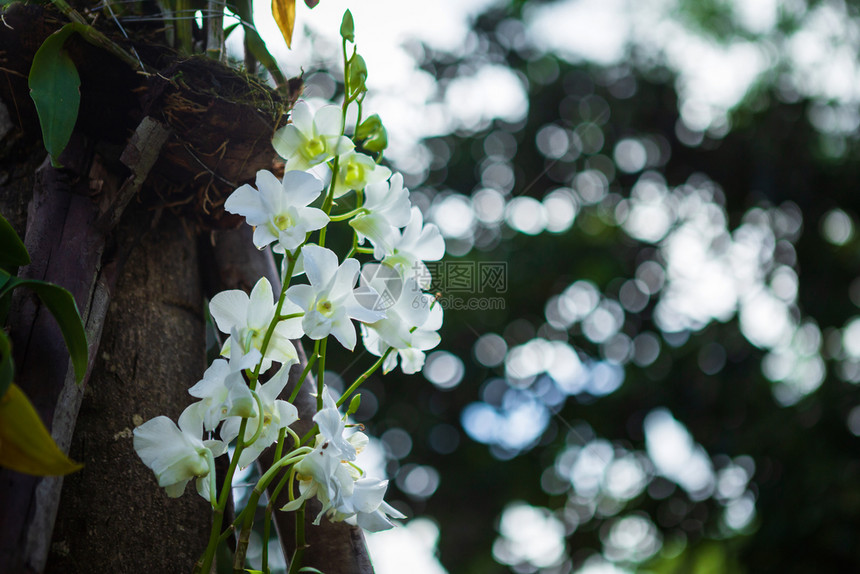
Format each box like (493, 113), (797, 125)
(49, 2), (145, 71)
(232, 449), (312, 572)
(240, 390), (265, 448)
(329, 207), (368, 222)
(262, 463), (298, 574)
(196, 418), (250, 574)
(287, 504), (307, 574)
(288, 347), (319, 403)
(299, 424), (319, 448)
(278, 312), (304, 321)
(317, 337), (328, 412)
(336, 348), (393, 408)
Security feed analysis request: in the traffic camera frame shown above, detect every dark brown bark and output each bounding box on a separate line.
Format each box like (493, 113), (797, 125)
(47, 206), (211, 573)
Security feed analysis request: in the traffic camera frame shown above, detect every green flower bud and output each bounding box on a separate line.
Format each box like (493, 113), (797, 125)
(340, 10), (355, 43)
(348, 53), (368, 100)
(357, 114), (388, 152)
(346, 394), (362, 416)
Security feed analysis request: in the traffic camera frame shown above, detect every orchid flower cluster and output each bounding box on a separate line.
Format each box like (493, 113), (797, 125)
(132, 12), (445, 573)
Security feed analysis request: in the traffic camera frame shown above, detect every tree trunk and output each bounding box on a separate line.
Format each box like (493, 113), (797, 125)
(47, 204), (211, 573)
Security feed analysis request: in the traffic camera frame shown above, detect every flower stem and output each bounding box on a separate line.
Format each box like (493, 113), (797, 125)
(196, 418), (250, 574)
(317, 337), (328, 411)
(287, 503), (307, 574)
(329, 207), (368, 222)
(288, 343), (319, 403)
(232, 449), (311, 572)
(240, 390), (265, 448)
(337, 347), (393, 408)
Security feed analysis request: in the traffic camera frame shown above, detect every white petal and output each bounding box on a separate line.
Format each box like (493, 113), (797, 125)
(399, 349), (426, 374)
(247, 278), (275, 331)
(314, 105), (344, 136)
(276, 400), (299, 428)
(209, 290), (249, 334)
(330, 258), (360, 300)
(272, 125), (305, 160)
(283, 170), (324, 207)
(259, 364), (292, 402)
(252, 225), (279, 250)
(414, 223), (445, 261)
(302, 244), (339, 289)
(164, 479), (191, 498)
(224, 185), (266, 224)
(178, 402), (205, 437)
(290, 101), (315, 134)
(298, 207), (330, 232)
(349, 214), (397, 256)
(303, 310), (333, 340)
(411, 329), (441, 351)
(329, 317), (357, 350)
(286, 284), (316, 312)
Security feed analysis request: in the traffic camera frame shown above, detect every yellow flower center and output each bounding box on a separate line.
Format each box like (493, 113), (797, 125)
(344, 162), (365, 188)
(273, 213), (293, 231)
(316, 299), (334, 317)
(303, 136), (326, 160)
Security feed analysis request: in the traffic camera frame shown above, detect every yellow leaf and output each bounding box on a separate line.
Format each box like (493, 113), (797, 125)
(272, 0), (297, 48)
(0, 383), (83, 476)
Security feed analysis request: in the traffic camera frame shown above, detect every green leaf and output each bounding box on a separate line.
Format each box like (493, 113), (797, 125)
(224, 22), (241, 38)
(0, 213), (30, 271)
(0, 276), (87, 383)
(298, 568), (325, 574)
(0, 330), (13, 399)
(340, 9), (355, 42)
(28, 24), (81, 167)
(243, 25), (288, 88)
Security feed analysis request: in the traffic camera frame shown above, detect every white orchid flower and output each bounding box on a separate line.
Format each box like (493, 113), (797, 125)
(362, 297), (443, 375)
(383, 207), (445, 288)
(359, 265), (429, 350)
(187, 334), (259, 431)
(219, 364), (299, 468)
(133, 404), (226, 500)
(272, 101), (353, 171)
(281, 388), (400, 531)
(286, 244), (385, 350)
(349, 173), (412, 257)
(342, 479), (406, 532)
(209, 277), (302, 374)
(225, 170), (329, 253)
(334, 150), (392, 197)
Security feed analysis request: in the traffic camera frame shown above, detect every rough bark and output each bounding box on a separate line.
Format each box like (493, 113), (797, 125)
(47, 206), (211, 573)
